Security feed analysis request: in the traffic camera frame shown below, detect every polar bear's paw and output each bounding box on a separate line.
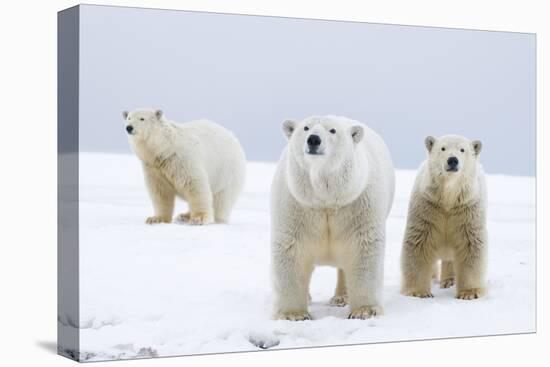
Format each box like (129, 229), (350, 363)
(456, 288), (485, 300)
(188, 212), (214, 225)
(175, 212), (191, 223)
(274, 311), (311, 321)
(329, 295), (348, 307)
(403, 290), (434, 298)
(440, 278), (455, 289)
(175, 211), (214, 225)
(145, 216), (171, 224)
(348, 305), (383, 319)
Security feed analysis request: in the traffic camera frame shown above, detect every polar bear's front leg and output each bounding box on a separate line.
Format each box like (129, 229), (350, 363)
(400, 242), (436, 298)
(346, 234), (385, 319)
(455, 240), (487, 299)
(400, 211), (437, 298)
(272, 242), (314, 321)
(143, 166), (175, 224)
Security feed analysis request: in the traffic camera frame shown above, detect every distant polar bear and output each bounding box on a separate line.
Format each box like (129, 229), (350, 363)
(270, 115), (395, 320)
(122, 108), (246, 225)
(401, 135), (487, 300)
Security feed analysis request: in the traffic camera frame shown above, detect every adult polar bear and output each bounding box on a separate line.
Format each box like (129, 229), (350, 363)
(271, 115), (395, 320)
(401, 135), (487, 300)
(123, 108), (246, 225)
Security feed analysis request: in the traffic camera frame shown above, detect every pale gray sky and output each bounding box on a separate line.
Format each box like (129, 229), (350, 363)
(79, 5), (535, 176)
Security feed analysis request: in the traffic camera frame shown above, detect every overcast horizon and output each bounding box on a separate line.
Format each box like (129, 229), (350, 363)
(79, 5), (536, 176)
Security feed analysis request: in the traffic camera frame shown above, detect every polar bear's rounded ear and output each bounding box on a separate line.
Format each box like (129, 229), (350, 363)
(425, 136), (436, 152)
(472, 140), (482, 156)
(155, 110), (163, 120)
(351, 125), (364, 143)
(282, 119), (296, 139)
(122, 111), (129, 120)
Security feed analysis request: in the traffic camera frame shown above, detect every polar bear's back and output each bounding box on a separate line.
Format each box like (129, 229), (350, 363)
(173, 119), (246, 195)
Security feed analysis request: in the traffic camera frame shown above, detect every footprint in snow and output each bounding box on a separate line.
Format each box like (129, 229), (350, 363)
(248, 335), (280, 349)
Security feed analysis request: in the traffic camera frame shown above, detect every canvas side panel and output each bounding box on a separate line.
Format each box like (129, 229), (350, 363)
(57, 5), (80, 361)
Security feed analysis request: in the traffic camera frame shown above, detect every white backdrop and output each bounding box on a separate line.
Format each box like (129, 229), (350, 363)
(0, 1), (546, 367)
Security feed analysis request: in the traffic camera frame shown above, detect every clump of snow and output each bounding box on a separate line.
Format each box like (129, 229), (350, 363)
(73, 153), (535, 361)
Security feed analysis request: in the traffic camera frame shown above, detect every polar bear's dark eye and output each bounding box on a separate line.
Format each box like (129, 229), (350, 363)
(330, 129), (336, 134)
(441, 147), (446, 151)
(304, 126), (309, 131)
(460, 148), (465, 153)
(140, 118), (145, 121)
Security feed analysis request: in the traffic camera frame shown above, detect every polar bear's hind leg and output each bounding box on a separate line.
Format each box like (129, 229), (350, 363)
(213, 175), (244, 223)
(440, 260), (455, 288)
(329, 269), (348, 306)
(178, 180), (215, 225)
(213, 190), (235, 223)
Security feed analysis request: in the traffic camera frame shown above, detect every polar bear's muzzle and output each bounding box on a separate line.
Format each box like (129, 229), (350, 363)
(305, 134), (324, 155)
(445, 156), (459, 172)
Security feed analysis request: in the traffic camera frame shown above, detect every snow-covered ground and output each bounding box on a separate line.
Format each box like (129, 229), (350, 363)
(71, 153), (535, 361)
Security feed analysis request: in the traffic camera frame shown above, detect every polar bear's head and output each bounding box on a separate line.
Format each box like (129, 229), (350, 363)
(281, 116), (368, 207)
(282, 116), (364, 168)
(122, 108), (165, 140)
(425, 134), (482, 179)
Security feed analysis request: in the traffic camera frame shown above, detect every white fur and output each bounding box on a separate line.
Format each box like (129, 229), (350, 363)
(123, 108), (246, 225)
(400, 135), (488, 300)
(271, 115), (395, 320)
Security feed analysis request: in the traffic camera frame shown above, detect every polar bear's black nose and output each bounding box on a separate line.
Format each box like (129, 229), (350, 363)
(447, 156), (459, 168)
(307, 134), (321, 147)
(126, 125), (134, 134)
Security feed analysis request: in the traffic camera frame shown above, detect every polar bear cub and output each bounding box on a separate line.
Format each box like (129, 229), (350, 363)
(271, 115), (395, 320)
(122, 108), (246, 225)
(401, 135), (487, 300)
